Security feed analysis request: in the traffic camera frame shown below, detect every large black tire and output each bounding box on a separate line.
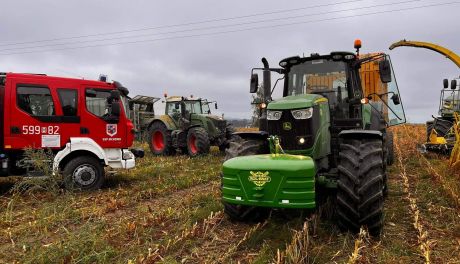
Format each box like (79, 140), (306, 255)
(386, 131), (394, 166)
(187, 127), (210, 157)
(218, 124), (236, 152)
(63, 156), (105, 191)
(337, 137), (385, 236)
(148, 122), (175, 155)
(426, 119), (452, 141)
(224, 135), (269, 161)
(223, 135), (270, 222)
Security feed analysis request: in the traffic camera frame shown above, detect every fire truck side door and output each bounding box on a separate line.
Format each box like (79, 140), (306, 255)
(81, 87), (127, 148)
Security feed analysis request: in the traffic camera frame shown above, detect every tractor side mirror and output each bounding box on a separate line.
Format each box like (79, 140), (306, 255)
(175, 103), (180, 110)
(451, 79), (457, 90)
(250, 74), (259, 93)
(391, 94), (400, 105)
(379, 59), (392, 83)
(443, 79), (449, 88)
(215, 102), (218, 109)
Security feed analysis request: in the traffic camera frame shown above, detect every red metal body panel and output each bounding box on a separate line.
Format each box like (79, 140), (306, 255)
(2, 73), (134, 151)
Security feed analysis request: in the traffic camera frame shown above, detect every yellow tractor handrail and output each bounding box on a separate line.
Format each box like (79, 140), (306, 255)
(389, 40), (460, 68)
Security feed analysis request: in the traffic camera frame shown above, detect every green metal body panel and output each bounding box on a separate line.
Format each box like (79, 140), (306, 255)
(267, 94), (323, 110)
(151, 114), (224, 140)
(222, 154), (316, 209)
(189, 114), (224, 139)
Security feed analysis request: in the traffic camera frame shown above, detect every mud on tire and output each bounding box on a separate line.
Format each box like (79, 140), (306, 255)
(187, 127), (210, 157)
(337, 137), (385, 236)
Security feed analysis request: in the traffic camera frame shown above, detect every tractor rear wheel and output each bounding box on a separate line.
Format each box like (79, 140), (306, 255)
(223, 135), (270, 222)
(426, 119), (452, 141)
(187, 127), (210, 157)
(337, 137), (384, 236)
(63, 156), (105, 191)
(148, 122), (175, 155)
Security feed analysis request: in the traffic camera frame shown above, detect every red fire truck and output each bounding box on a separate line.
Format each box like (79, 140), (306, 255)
(0, 72), (143, 190)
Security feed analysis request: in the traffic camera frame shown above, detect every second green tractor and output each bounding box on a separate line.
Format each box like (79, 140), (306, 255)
(222, 41), (406, 235)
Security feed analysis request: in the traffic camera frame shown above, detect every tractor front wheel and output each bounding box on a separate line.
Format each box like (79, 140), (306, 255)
(187, 127), (210, 157)
(148, 122), (175, 155)
(337, 137), (385, 236)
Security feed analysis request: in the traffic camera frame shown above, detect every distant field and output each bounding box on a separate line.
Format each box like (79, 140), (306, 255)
(1, 125), (460, 263)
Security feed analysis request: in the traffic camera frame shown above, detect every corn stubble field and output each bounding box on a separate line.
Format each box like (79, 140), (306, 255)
(1, 125), (460, 263)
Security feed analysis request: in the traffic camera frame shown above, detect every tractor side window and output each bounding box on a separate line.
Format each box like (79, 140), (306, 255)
(85, 89), (111, 117)
(17, 86), (55, 116)
(58, 89), (78, 116)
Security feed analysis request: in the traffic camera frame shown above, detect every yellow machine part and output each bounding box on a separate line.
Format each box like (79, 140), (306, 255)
(449, 113), (460, 168)
(428, 129), (447, 145)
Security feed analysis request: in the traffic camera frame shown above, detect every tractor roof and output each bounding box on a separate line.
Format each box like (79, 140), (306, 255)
(165, 96), (203, 102)
(131, 95), (160, 104)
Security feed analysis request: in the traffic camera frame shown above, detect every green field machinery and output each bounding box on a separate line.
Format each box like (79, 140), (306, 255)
(126, 95), (161, 140)
(222, 40), (406, 235)
(148, 95), (234, 156)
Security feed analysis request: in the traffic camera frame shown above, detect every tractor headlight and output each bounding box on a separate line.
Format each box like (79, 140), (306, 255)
(267, 110), (282, 120)
(291, 108), (313, 119)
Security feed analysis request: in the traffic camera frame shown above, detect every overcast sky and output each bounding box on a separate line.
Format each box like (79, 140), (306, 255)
(0, 0), (458, 123)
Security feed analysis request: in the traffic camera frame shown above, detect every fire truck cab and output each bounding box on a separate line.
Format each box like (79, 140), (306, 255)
(0, 72), (143, 190)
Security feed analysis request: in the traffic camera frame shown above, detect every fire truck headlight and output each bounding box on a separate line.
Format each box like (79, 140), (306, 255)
(122, 151), (135, 160)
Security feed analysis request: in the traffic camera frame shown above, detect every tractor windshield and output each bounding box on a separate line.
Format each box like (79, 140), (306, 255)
(439, 89), (460, 116)
(201, 100), (211, 114)
(287, 60), (347, 96)
(185, 100), (203, 114)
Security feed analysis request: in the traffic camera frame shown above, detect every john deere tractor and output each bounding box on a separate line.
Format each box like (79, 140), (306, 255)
(222, 41), (406, 235)
(148, 96), (234, 156)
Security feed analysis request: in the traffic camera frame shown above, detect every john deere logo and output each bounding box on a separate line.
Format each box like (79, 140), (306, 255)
(248, 171), (271, 187)
(283, 122), (292, 131)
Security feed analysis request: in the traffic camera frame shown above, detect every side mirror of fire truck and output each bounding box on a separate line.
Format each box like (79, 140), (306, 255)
(108, 90), (121, 119)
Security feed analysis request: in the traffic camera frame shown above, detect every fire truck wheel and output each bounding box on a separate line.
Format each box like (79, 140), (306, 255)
(187, 127), (210, 157)
(63, 156), (105, 191)
(148, 122), (175, 155)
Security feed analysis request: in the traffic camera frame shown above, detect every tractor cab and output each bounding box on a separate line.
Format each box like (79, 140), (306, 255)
(248, 50), (406, 154)
(439, 78), (460, 117)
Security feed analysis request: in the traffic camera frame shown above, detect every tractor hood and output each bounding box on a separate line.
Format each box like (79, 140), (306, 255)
(267, 94), (325, 110)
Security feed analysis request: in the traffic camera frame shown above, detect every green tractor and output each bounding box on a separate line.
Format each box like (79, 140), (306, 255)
(148, 95), (234, 156)
(222, 41), (406, 235)
(424, 78), (460, 146)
